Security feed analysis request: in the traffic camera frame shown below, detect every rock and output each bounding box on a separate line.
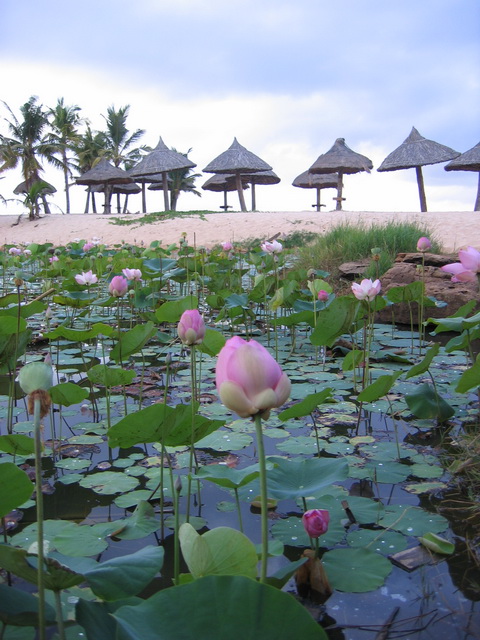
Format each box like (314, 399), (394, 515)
(376, 253), (480, 325)
(338, 259), (370, 279)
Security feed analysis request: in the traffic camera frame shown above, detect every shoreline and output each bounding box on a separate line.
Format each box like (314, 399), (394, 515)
(0, 210), (477, 253)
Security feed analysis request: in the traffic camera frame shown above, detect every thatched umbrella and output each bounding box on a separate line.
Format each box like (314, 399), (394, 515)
(444, 141), (480, 211)
(92, 182), (141, 214)
(201, 173), (249, 211)
(292, 170), (338, 211)
(75, 158), (133, 214)
(203, 138), (272, 212)
(129, 137), (196, 211)
(377, 127), (460, 212)
(309, 138), (373, 210)
(14, 179), (57, 195)
(239, 170), (280, 211)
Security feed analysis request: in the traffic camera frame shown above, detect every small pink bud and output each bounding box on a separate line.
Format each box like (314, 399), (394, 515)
(317, 290), (329, 302)
(416, 237), (431, 252)
(177, 309), (206, 345)
(302, 509), (330, 538)
(221, 241), (233, 252)
(109, 275), (128, 297)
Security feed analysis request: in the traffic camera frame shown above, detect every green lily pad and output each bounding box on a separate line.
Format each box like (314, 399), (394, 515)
(346, 529), (407, 554)
(195, 430), (252, 452)
(323, 547), (392, 592)
(79, 471), (140, 495)
(378, 504), (448, 536)
(53, 522), (109, 556)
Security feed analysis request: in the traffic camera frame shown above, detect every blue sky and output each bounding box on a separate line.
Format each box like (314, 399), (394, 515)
(1, 0), (479, 214)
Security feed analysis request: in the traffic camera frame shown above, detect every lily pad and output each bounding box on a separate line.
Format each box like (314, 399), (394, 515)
(323, 547), (392, 592)
(378, 504), (448, 536)
(79, 471), (140, 495)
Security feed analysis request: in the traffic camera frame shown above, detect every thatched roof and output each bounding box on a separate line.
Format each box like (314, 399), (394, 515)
(76, 158), (133, 185)
(202, 174), (248, 192)
(444, 141), (480, 172)
(14, 179), (57, 195)
(129, 137), (196, 178)
(378, 127), (460, 172)
(241, 170), (280, 186)
(309, 138), (373, 175)
(292, 170), (338, 189)
(92, 182), (141, 195)
(203, 138), (272, 174)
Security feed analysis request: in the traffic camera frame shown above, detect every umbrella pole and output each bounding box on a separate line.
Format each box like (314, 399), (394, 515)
(141, 183), (147, 213)
(162, 171), (170, 211)
(315, 188), (321, 212)
(415, 166), (428, 212)
(222, 190), (229, 211)
(123, 195), (129, 214)
(236, 173), (247, 212)
(104, 185), (111, 215)
(251, 183), (256, 211)
(336, 173), (344, 211)
(475, 174), (480, 212)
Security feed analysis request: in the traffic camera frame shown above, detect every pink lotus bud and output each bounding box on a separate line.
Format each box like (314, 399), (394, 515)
(83, 242), (95, 252)
(75, 270), (98, 285)
(45, 305), (53, 320)
(216, 337), (291, 419)
(109, 275), (128, 297)
(416, 237), (431, 252)
(317, 290), (329, 302)
(221, 241), (233, 252)
(351, 278), (381, 301)
(302, 509), (330, 538)
(49, 256), (59, 263)
(261, 240), (283, 254)
(122, 268), (142, 281)
(177, 309), (206, 345)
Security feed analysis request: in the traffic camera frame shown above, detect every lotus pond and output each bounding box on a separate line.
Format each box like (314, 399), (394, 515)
(0, 236), (479, 640)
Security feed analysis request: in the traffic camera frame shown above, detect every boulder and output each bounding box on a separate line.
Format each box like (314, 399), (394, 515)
(376, 252), (479, 325)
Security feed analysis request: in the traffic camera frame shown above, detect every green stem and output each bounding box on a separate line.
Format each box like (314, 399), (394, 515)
(234, 488), (244, 533)
(254, 413), (269, 583)
(54, 590), (66, 640)
(33, 397), (46, 640)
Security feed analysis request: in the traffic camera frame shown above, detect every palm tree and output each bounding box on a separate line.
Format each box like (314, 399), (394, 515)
(71, 125), (106, 213)
(100, 105), (146, 212)
(168, 149), (202, 211)
(47, 98), (83, 214)
(0, 96), (59, 215)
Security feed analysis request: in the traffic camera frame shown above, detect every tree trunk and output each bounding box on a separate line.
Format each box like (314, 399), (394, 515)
(63, 150), (70, 214)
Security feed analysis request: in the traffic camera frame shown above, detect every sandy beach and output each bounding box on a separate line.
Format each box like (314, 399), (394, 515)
(0, 210), (477, 253)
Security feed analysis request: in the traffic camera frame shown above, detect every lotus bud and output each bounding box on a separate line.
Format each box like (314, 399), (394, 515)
(215, 336), (291, 420)
(109, 275), (128, 297)
(416, 237), (431, 252)
(302, 509), (330, 538)
(317, 290), (329, 302)
(177, 309), (206, 345)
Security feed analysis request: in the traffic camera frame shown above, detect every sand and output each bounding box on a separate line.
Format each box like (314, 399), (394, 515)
(0, 210), (477, 253)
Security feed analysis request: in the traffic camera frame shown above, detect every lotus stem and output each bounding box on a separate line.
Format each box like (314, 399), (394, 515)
(33, 396), (46, 640)
(254, 413), (269, 583)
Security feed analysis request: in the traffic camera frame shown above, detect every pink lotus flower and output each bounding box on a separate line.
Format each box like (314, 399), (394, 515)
(49, 256), (59, 263)
(109, 275), (128, 297)
(122, 268), (142, 281)
(83, 242), (95, 252)
(261, 240), (283, 254)
(177, 309), (206, 345)
(302, 509), (330, 538)
(351, 278), (381, 301)
(442, 246), (480, 282)
(317, 290), (329, 302)
(75, 270), (98, 285)
(216, 337), (291, 419)
(8, 247), (22, 256)
(416, 237), (431, 252)
(221, 241), (233, 252)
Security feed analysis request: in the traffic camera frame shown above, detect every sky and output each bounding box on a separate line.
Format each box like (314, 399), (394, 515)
(1, 0), (479, 216)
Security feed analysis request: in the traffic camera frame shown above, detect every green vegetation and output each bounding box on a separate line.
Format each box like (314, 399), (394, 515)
(295, 220), (442, 281)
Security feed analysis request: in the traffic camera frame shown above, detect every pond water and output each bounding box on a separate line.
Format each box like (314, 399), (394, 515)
(1, 325), (479, 640)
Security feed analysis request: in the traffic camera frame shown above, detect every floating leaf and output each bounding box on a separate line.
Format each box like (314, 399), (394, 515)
(323, 548), (392, 592)
(418, 532), (454, 555)
(266, 456), (349, 500)
(378, 504), (448, 536)
(0, 463), (33, 517)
